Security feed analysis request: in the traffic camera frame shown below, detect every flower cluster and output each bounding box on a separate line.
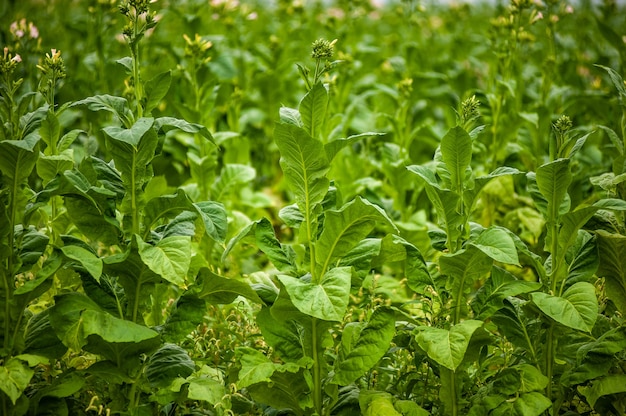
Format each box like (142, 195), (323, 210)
(183, 33), (213, 63)
(311, 38), (336, 60)
(37, 49), (66, 105)
(119, 0), (158, 43)
(9, 19), (39, 40)
(0, 47), (22, 79)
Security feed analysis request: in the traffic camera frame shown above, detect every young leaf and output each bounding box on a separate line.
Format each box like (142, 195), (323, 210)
(274, 122), (330, 213)
(333, 307), (395, 385)
(278, 267), (351, 322)
(535, 159), (572, 221)
(440, 126), (472, 192)
(530, 282), (598, 332)
(144, 70), (172, 115)
(0, 357), (36, 405)
(415, 320), (484, 371)
(299, 81), (328, 139)
(211, 163), (256, 200)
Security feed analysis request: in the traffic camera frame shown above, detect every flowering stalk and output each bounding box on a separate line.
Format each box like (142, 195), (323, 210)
(0, 47), (23, 139)
(119, 0), (158, 118)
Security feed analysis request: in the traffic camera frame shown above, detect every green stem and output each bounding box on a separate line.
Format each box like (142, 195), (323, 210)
(545, 324), (555, 402)
(311, 318), (323, 416)
(132, 278), (142, 323)
(132, 21), (143, 118)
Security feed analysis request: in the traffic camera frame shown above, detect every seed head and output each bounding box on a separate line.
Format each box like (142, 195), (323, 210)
(311, 38), (337, 60)
(554, 115), (572, 136)
(461, 95), (480, 123)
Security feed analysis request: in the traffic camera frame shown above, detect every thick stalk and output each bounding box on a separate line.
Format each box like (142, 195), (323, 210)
(131, 21), (143, 119)
(311, 318), (323, 416)
(3, 177), (19, 353)
(545, 324), (555, 402)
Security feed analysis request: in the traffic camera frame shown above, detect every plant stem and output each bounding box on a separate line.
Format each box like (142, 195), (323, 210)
(545, 323), (555, 402)
(311, 317), (323, 416)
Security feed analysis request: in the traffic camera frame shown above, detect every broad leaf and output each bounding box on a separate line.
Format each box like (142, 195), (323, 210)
(299, 81), (328, 139)
(211, 163), (256, 200)
(596, 230), (626, 315)
(471, 266), (541, 319)
(256, 307), (304, 362)
(0, 357), (35, 405)
(534, 158), (572, 222)
(316, 197), (396, 276)
(194, 268), (262, 304)
(440, 126), (472, 192)
(137, 235), (191, 287)
(236, 347), (278, 388)
(60, 245), (103, 281)
(274, 122), (330, 214)
(579, 375), (626, 408)
(471, 226), (519, 265)
(278, 267), (351, 321)
(145, 343), (195, 388)
(530, 281), (597, 332)
(415, 320), (484, 370)
(144, 70), (172, 115)
(333, 307), (395, 385)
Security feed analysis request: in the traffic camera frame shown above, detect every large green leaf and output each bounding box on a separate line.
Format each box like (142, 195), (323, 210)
(274, 122), (330, 214)
(316, 197), (396, 276)
(415, 320), (484, 371)
(491, 392), (551, 416)
(0, 357), (36, 405)
(333, 307), (395, 385)
(162, 295), (207, 343)
(246, 365), (310, 415)
(71, 94), (133, 125)
(534, 158), (572, 224)
(60, 245), (103, 282)
(278, 267), (351, 321)
(194, 268), (262, 304)
(36, 150), (74, 185)
(256, 307), (304, 362)
(299, 81), (328, 139)
(145, 343), (195, 388)
(407, 164), (462, 247)
(137, 235), (191, 287)
(49, 293), (159, 352)
(578, 375), (626, 408)
(439, 247), (492, 320)
(211, 163), (256, 200)
(596, 230), (626, 315)
(530, 281), (597, 332)
(440, 126), (472, 192)
(470, 226), (519, 265)
(559, 199), (626, 255)
(471, 266), (541, 319)
(359, 391), (402, 416)
(253, 218), (297, 274)
(103, 117), (154, 147)
(236, 346), (279, 388)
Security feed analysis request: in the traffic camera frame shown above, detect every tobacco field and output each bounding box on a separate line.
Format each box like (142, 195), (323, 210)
(1, 0), (626, 414)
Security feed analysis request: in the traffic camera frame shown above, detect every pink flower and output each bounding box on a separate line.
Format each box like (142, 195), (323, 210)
(565, 5), (574, 14)
(12, 54), (21, 63)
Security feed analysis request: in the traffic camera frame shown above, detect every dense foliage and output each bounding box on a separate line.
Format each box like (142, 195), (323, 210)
(2, 0), (626, 414)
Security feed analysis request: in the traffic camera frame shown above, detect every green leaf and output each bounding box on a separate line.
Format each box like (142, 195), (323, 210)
(36, 150), (75, 184)
(439, 247), (492, 320)
(324, 132), (386, 163)
(596, 230), (626, 315)
(0, 357), (35, 405)
(162, 295), (206, 343)
(530, 282), (598, 332)
(103, 117), (154, 147)
(137, 235), (191, 287)
(144, 70), (172, 115)
(39, 109), (60, 149)
(194, 268), (262, 304)
(246, 366), (310, 414)
(256, 307), (304, 362)
(579, 375), (626, 408)
(0, 134), (40, 188)
(440, 126), (472, 192)
(535, 158), (572, 221)
(187, 374), (224, 404)
(299, 81), (328, 139)
(471, 226), (519, 265)
(24, 310), (68, 359)
(211, 163), (256, 200)
(60, 245), (103, 281)
(559, 199), (626, 255)
(333, 307), (395, 385)
(316, 197), (397, 276)
(193, 201), (227, 243)
(153, 116), (213, 142)
(359, 391), (402, 416)
(145, 343), (195, 388)
(71, 94), (132, 125)
(254, 218), (297, 274)
(471, 266), (541, 319)
(415, 320), (484, 371)
(274, 122), (330, 214)
(236, 346), (278, 388)
(278, 267), (351, 321)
